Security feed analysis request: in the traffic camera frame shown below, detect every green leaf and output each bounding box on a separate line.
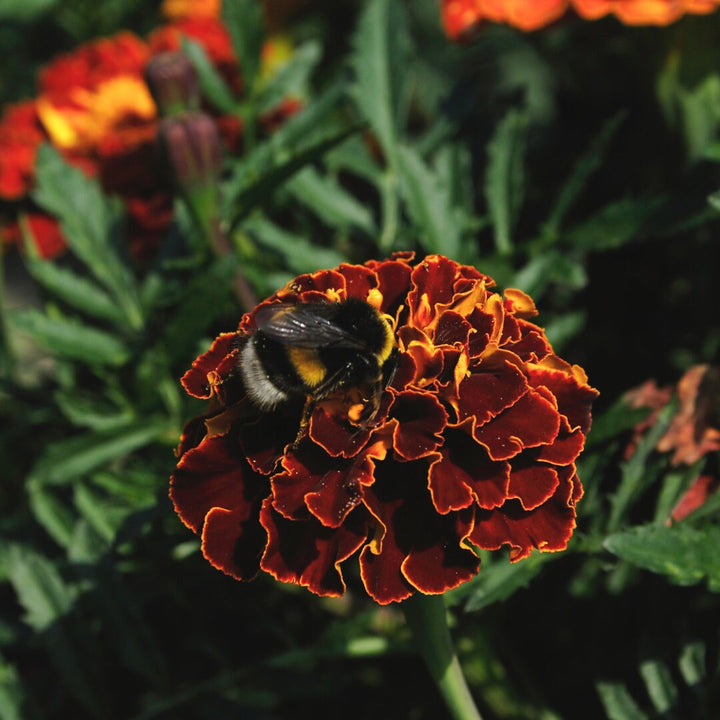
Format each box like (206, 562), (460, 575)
(23, 255), (128, 328)
(32, 145), (143, 330)
(639, 658), (678, 714)
(397, 144), (461, 257)
(54, 388), (134, 431)
(351, 0), (410, 166)
(224, 120), (360, 229)
(27, 419), (169, 487)
(158, 255), (237, 363)
(5, 545), (74, 631)
(255, 40), (321, 114)
(8, 309), (130, 367)
(181, 37), (237, 113)
(452, 551), (551, 612)
(484, 109), (528, 255)
(0, 0), (58, 20)
(285, 166), (376, 235)
(244, 217), (346, 274)
(604, 524), (720, 591)
(607, 399), (677, 533)
(27, 486), (76, 548)
(5, 545), (107, 717)
(678, 640), (706, 687)
(221, 0), (264, 94)
(543, 112), (626, 237)
(0, 653), (35, 720)
(565, 197), (665, 252)
(596, 681), (649, 720)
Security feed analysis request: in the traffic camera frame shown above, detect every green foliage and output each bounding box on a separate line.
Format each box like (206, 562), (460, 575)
(1, 1), (720, 719)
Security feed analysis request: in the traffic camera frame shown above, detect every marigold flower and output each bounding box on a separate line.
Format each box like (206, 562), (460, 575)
(170, 254), (598, 604)
(442, 0), (568, 38)
(161, 0), (221, 20)
(441, 0), (720, 36)
(571, 0), (720, 24)
(0, 100), (45, 201)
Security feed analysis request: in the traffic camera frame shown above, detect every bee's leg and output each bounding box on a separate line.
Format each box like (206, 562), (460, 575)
(292, 395), (315, 447)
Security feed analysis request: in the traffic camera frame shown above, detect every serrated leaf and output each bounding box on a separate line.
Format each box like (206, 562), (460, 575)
(285, 166), (376, 235)
(74, 481), (136, 543)
(639, 658), (678, 714)
(484, 109), (528, 255)
(54, 389), (134, 431)
(604, 524), (720, 590)
(397, 144), (461, 257)
(244, 216), (346, 273)
(32, 145), (143, 329)
(351, 0), (410, 166)
(8, 309), (130, 366)
(27, 486), (76, 548)
(27, 419), (169, 487)
(596, 681), (649, 720)
(225, 120), (360, 229)
(5, 545), (74, 630)
(221, 0), (264, 94)
(543, 112), (626, 237)
(23, 256), (128, 327)
(565, 197), (665, 252)
(452, 551), (550, 612)
(255, 40), (321, 114)
(181, 37), (237, 113)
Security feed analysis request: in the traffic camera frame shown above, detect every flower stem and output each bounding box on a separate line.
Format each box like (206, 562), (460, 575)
(402, 593), (484, 720)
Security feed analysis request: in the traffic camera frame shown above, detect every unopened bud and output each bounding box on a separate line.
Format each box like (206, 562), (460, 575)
(145, 52), (200, 116)
(158, 112), (222, 193)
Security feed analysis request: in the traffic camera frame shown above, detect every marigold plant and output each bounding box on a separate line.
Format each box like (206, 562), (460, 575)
(171, 254), (598, 604)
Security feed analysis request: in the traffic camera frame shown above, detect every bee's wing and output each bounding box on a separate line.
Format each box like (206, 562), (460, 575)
(253, 303), (366, 349)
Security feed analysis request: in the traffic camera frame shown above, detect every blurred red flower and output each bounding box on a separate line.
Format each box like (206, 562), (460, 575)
(171, 254), (598, 603)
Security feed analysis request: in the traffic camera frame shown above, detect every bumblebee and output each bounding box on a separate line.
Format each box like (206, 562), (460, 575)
(239, 297), (399, 444)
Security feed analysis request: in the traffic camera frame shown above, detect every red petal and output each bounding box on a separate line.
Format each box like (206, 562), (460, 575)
(527, 362), (599, 433)
(428, 427), (510, 512)
(181, 333), (239, 399)
(473, 389), (561, 461)
(535, 416), (587, 465)
(470, 465), (577, 560)
(259, 499), (366, 597)
(360, 463), (478, 603)
(508, 464), (559, 511)
(391, 390), (448, 460)
(457, 357), (528, 427)
(170, 433), (265, 533)
(201, 504), (266, 580)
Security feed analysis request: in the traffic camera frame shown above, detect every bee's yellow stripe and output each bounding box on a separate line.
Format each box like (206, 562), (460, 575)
(376, 317), (395, 364)
(289, 347), (326, 387)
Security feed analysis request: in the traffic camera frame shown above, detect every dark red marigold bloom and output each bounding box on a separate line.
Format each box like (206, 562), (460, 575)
(171, 254), (598, 604)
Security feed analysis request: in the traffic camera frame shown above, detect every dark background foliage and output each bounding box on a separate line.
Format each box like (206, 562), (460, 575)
(1, 1), (719, 718)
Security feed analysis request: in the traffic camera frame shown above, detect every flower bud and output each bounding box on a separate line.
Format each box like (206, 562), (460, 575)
(144, 51), (200, 116)
(157, 112), (222, 193)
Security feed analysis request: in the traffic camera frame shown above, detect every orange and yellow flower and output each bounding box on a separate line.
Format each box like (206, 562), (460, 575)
(442, 0), (720, 38)
(171, 255), (598, 603)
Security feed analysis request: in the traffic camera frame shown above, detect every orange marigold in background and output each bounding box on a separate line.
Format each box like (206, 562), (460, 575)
(572, 0), (720, 24)
(625, 365), (720, 523)
(161, 0), (221, 19)
(442, 0), (720, 37)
